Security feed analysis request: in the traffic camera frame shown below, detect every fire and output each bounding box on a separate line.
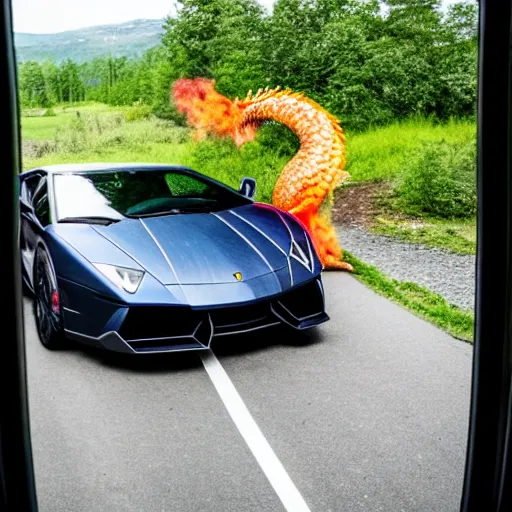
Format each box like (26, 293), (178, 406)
(172, 78), (257, 146)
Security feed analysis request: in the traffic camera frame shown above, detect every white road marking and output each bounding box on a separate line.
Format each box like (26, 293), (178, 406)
(200, 351), (312, 512)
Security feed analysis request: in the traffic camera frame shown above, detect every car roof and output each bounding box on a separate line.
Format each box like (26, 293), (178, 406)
(19, 162), (197, 177)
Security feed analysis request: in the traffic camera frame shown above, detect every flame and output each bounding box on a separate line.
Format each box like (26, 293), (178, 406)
(172, 78), (257, 147)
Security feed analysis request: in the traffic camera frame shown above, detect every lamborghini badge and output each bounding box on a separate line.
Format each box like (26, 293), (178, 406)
(233, 272), (243, 281)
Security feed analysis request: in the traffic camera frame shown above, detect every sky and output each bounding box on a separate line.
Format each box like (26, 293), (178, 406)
(12, 0), (469, 35)
(12, 0), (275, 33)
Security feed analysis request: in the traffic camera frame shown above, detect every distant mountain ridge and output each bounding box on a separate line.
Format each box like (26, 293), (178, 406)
(14, 19), (165, 64)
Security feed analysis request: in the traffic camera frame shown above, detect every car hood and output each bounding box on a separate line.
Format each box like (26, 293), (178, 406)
(58, 205), (293, 286)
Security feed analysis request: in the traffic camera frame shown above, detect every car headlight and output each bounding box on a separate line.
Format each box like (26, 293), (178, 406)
(93, 263), (144, 293)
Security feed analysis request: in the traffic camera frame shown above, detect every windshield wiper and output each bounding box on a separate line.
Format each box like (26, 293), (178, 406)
(133, 209), (183, 218)
(129, 205), (220, 218)
(177, 204), (219, 213)
(58, 216), (122, 226)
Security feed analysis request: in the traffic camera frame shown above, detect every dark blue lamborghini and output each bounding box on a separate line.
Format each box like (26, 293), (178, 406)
(19, 163), (329, 354)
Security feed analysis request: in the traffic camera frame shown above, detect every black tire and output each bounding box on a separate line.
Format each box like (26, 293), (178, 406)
(33, 246), (64, 349)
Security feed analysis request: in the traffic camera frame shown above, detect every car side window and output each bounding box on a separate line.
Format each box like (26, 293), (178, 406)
(32, 178), (50, 226)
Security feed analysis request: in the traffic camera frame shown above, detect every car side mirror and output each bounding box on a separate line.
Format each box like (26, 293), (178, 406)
(239, 177), (257, 200)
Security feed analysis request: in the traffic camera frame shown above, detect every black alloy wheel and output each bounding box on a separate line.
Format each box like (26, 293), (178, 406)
(33, 247), (63, 349)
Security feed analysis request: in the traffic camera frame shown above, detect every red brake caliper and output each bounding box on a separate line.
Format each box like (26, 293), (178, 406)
(51, 290), (60, 314)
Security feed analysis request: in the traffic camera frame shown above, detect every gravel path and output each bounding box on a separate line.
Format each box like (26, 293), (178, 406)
(337, 226), (476, 312)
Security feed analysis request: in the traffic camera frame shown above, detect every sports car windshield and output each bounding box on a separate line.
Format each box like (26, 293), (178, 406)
(53, 169), (250, 222)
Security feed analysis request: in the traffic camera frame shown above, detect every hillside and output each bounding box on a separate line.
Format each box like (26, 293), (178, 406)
(14, 19), (165, 63)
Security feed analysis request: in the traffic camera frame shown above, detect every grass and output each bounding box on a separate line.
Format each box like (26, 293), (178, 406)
(371, 217), (476, 255)
(22, 142), (194, 169)
(343, 251), (474, 342)
(21, 102), (136, 140)
(22, 114), (74, 140)
(345, 117), (476, 182)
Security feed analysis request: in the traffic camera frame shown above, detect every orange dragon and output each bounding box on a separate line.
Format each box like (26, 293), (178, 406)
(172, 78), (353, 272)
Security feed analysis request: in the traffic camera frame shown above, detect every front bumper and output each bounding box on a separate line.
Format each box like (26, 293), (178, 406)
(63, 277), (329, 354)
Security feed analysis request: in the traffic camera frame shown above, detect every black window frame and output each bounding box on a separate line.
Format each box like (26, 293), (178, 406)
(31, 176), (50, 227)
(20, 174), (42, 205)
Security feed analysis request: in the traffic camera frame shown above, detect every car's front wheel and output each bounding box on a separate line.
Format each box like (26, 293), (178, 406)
(33, 246), (64, 349)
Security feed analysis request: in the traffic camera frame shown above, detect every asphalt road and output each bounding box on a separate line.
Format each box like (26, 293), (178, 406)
(23, 273), (473, 512)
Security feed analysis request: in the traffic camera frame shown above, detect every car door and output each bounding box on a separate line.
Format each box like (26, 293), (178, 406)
(20, 174), (50, 286)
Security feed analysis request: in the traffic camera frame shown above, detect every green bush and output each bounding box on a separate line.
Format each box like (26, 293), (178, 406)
(396, 139), (477, 218)
(152, 101), (188, 127)
(254, 122), (300, 158)
(124, 101), (152, 122)
(187, 133), (289, 204)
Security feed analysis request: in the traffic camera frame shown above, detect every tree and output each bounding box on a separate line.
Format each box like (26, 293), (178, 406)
(18, 61), (51, 108)
(41, 60), (62, 104)
(325, 0), (477, 129)
(432, 0), (478, 118)
(162, 0), (267, 96)
(38, 0), (477, 130)
(59, 59), (85, 103)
